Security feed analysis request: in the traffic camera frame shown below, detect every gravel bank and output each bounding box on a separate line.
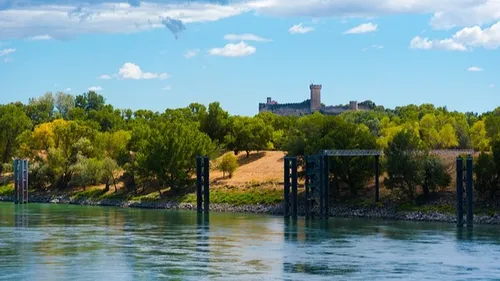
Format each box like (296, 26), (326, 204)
(2, 193), (500, 225)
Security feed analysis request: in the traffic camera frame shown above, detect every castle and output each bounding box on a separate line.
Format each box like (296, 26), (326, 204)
(258, 84), (371, 116)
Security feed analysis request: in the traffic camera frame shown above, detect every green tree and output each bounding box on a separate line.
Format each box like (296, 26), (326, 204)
(384, 130), (425, 200)
(470, 120), (490, 151)
(217, 153), (239, 178)
(55, 92), (75, 119)
(25, 92), (55, 125)
(0, 104), (32, 173)
(422, 156), (451, 200)
(438, 123), (459, 148)
(474, 153), (497, 199)
(225, 116), (273, 157)
(138, 118), (215, 195)
(30, 119), (96, 189)
(201, 102), (229, 146)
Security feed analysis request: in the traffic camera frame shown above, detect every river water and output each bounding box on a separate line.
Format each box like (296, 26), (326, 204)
(0, 203), (500, 280)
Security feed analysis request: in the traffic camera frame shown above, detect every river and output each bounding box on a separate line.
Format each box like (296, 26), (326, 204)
(0, 203), (499, 280)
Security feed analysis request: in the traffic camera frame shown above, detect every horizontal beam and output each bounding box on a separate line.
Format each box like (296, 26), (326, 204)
(322, 150), (382, 156)
(321, 149), (475, 157)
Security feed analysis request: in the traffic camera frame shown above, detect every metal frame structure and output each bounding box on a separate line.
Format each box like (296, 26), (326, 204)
(13, 159), (29, 204)
(456, 155), (474, 227)
(196, 156), (210, 214)
(283, 156), (298, 218)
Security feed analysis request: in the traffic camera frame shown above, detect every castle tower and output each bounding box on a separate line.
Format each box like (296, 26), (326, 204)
(349, 101), (358, 111)
(267, 97), (272, 104)
(310, 84), (322, 111)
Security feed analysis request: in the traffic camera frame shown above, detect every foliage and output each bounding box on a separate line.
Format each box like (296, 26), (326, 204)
(225, 116), (273, 157)
(134, 116), (216, 195)
(216, 153), (239, 178)
(422, 155), (451, 199)
(55, 92), (75, 119)
(285, 113), (378, 197)
(474, 153), (497, 199)
(5, 90), (500, 204)
(1, 163), (13, 174)
(384, 130), (425, 200)
(0, 103), (32, 173)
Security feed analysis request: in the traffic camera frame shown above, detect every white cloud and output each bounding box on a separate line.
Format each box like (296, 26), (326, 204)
(344, 23), (378, 34)
(3, 57), (12, 63)
(184, 49), (200, 59)
(88, 86), (103, 91)
(409, 36), (468, 51)
(467, 66), (483, 72)
(0, 2), (250, 40)
(100, 63), (169, 80)
(288, 23), (314, 34)
(65, 88), (72, 92)
(162, 86), (171, 91)
(0, 48), (15, 56)
(224, 33), (272, 42)
(118, 63), (169, 79)
(410, 21), (500, 51)
(1, 1), (499, 40)
(490, 84), (496, 88)
(251, 0), (500, 30)
(99, 74), (112, 80)
(28, 35), (53, 41)
(208, 41), (256, 57)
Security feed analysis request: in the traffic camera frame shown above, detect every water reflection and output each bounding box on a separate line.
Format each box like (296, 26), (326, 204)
(14, 204), (29, 227)
(1, 203), (500, 280)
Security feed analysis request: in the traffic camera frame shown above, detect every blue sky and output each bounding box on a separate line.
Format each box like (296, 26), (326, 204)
(0, 0), (499, 116)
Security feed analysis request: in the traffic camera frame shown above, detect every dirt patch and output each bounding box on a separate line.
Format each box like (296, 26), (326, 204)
(211, 151), (286, 187)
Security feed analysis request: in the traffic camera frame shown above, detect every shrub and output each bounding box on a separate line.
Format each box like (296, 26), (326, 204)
(474, 153), (497, 199)
(422, 155), (451, 199)
(1, 163), (13, 174)
(217, 153), (238, 178)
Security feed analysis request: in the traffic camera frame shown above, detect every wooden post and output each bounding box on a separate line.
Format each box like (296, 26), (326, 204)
(13, 159), (18, 204)
(319, 156), (324, 219)
(284, 157), (290, 218)
(305, 156), (310, 219)
(456, 157), (464, 227)
(291, 157), (298, 219)
(196, 156), (203, 213)
(203, 156), (209, 214)
(466, 156), (473, 227)
(375, 155), (380, 203)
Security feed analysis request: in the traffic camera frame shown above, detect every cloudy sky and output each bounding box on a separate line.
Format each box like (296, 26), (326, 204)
(0, 0), (498, 115)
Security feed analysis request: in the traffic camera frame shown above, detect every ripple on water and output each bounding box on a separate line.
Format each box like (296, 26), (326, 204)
(1, 204), (500, 280)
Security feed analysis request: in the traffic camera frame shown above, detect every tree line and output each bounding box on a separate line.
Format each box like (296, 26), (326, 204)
(0, 91), (499, 202)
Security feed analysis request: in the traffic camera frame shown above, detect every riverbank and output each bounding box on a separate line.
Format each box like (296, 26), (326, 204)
(2, 192), (500, 225)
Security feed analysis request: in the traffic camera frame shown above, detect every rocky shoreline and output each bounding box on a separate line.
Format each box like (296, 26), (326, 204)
(2, 193), (500, 225)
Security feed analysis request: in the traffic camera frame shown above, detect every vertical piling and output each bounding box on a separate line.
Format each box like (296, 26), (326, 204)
(319, 156), (324, 218)
(323, 155), (329, 218)
(13, 159), (18, 204)
(375, 155), (380, 203)
(196, 156), (203, 214)
(291, 157), (298, 219)
(305, 156), (310, 219)
(284, 157), (290, 218)
(203, 156), (210, 214)
(24, 160), (28, 204)
(466, 156), (473, 227)
(456, 157), (464, 227)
